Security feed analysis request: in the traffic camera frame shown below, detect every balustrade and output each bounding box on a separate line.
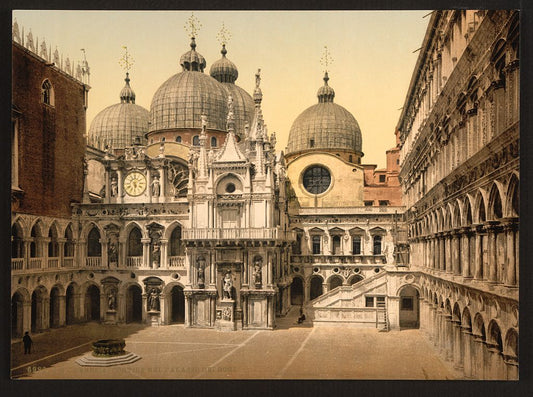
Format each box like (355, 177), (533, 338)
(11, 258), (24, 271)
(63, 257), (75, 268)
(126, 256), (143, 268)
(28, 257), (43, 270)
(47, 257), (59, 269)
(86, 257), (102, 268)
(169, 256), (186, 268)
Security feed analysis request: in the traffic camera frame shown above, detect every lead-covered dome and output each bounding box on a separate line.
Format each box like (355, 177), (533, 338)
(149, 38), (228, 132)
(286, 72), (362, 156)
(88, 73), (150, 150)
(210, 45), (254, 136)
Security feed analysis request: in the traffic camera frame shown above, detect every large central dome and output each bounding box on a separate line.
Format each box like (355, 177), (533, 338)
(286, 73), (362, 158)
(149, 38), (229, 133)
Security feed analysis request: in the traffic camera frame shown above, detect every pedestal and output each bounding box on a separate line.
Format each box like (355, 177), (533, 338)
(104, 310), (117, 325)
(148, 310), (161, 327)
(215, 300), (235, 331)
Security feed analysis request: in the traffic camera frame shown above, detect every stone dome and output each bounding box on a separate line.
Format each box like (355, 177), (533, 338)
(210, 44), (239, 83)
(88, 74), (150, 150)
(149, 39), (229, 132)
(286, 73), (362, 156)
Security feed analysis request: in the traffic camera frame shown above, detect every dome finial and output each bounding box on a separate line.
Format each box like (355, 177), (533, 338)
(217, 22), (232, 54)
(254, 68), (263, 104)
(323, 71), (329, 85)
(180, 13), (206, 72)
(320, 45), (334, 74)
(318, 47), (335, 103)
(184, 12), (202, 40)
(118, 46), (136, 103)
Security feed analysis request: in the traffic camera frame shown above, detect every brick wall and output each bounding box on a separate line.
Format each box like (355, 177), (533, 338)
(12, 43), (87, 218)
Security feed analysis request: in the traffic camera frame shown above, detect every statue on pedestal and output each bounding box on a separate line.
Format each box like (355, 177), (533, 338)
(222, 272), (233, 300)
(110, 177), (118, 197)
(148, 288), (160, 311)
(197, 257), (206, 288)
(151, 175), (160, 197)
(253, 258), (262, 287)
(107, 289), (116, 311)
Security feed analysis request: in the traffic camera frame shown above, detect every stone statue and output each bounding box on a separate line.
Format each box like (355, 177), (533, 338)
(159, 143), (165, 158)
(110, 177), (118, 197)
(151, 175), (160, 197)
(198, 266), (205, 288)
(222, 272), (233, 300)
(108, 240), (118, 264)
(148, 288), (160, 311)
(152, 243), (161, 268)
(253, 258), (262, 286)
(107, 289), (116, 310)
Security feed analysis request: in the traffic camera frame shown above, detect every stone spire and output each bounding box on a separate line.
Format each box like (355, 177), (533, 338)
(215, 96), (246, 163)
(197, 114), (209, 178)
(248, 69), (265, 141)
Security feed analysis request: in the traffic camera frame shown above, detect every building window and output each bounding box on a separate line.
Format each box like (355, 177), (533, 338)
(41, 79), (54, 106)
(176, 136), (182, 143)
(364, 201), (373, 206)
(373, 235), (382, 255)
(302, 166), (331, 194)
(87, 228), (102, 257)
(379, 175), (386, 183)
(292, 234), (302, 254)
(309, 139), (315, 148)
(365, 297), (374, 307)
(352, 236), (361, 255)
(332, 235), (342, 255)
(161, 137), (166, 142)
(192, 135), (200, 146)
(211, 137), (217, 147)
(379, 200), (389, 206)
(376, 296), (386, 307)
(312, 235), (321, 254)
(349, 155), (353, 163)
(127, 228), (143, 257)
(401, 297), (414, 311)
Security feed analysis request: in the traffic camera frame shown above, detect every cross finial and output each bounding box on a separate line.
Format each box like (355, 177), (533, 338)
(320, 45), (334, 73)
(255, 68), (261, 88)
(184, 12), (202, 39)
(80, 48), (87, 61)
(119, 45), (134, 72)
(217, 22), (231, 46)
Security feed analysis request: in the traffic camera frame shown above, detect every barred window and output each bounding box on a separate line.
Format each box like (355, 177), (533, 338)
(303, 166), (331, 194)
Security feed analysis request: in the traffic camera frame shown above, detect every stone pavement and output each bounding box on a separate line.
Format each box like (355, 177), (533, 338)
(13, 309), (457, 380)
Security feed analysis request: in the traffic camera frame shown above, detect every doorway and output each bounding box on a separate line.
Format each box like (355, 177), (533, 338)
(11, 292), (24, 337)
(290, 277), (304, 305)
(126, 285), (143, 323)
(399, 285), (420, 328)
(86, 285), (100, 322)
(310, 276), (323, 300)
(171, 285), (185, 323)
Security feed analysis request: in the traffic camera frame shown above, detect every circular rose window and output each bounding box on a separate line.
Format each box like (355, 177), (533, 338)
(303, 166), (331, 194)
(225, 183), (236, 193)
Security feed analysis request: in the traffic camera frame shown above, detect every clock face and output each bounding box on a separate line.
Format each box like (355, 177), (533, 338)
(123, 171), (147, 196)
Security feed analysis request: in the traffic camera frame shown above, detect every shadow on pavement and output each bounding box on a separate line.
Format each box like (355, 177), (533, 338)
(11, 322), (148, 379)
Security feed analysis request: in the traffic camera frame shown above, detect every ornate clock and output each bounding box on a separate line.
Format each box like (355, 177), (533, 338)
(123, 171), (147, 196)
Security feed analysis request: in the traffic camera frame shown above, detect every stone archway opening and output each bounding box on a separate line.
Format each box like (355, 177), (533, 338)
(310, 276), (323, 300)
(11, 291), (24, 337)
(66, 283), (76, 325)
(399, 285), (420, 329)
(126, 285), (143, 323)
(85, 285), (100, 322)
(49, 286), (61, 328)
(31, 287), (47, 333)
(290, 277), (304, 305)
(329, 275), (343, 290)
(349, 275), (363, 285)
(170, 285), (185, 324)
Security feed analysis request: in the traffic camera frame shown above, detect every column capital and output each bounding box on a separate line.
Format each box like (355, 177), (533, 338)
(501, 218), (519, 231)
(483, 221), (500, 232)
(141, 238), (152, 244)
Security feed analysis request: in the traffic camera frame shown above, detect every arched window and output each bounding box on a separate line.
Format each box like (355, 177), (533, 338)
(373, 235), (382, 255)
(292, 234), (302, 254)
(48, 227), (59, 257)
(312, 235), (321, 255)
(352, 236), (361, 255)
(87, 227), (101, 257)
(192, 135), (200, 146)
(41, 79), (54, 106)
(176, 136), (182, 143)
(211, 137), (217, 148)
(11, 224), (23, 258)
(170, 226), (183, 256)
(127, 228), (143, 257)
(64, 225), (75, 257)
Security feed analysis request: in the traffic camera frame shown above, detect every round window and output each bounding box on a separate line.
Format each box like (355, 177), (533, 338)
(303, 166), (331, 194)
(225, 183), (236, 193)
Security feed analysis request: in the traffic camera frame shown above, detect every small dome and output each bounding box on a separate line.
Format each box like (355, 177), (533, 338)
(286, 73), (362, 156)
(179, 37), (206, 72)
(210, 44), (239, 83)
(88, 74), (149, 150)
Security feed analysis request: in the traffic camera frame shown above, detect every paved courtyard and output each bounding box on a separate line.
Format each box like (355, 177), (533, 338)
(12, 309), (458, 380)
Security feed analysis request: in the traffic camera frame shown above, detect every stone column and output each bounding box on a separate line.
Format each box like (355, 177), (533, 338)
(504, 220), (518, 287)
(116, 169), (123, 204)
(462, 327), (474, 378)
(101, 240), (108, 268)
(473, 226), (483, 279)
(444, 314), (453, 361)
(460, 228), (471, 278)
(141, 238), (151, 269)
(486, 223), (498, 283)
(503, 354), (519, 380)
(23, 301), (31, 334)
(58, 295), (66, 326)
(159, 239), (168, 269)
(452, 321), (463, 370)
(452, 231), (461, 275)
(159, 168), (166, 203)
(159, 293), (167, 324)
(210, 251), (216, 287)
(486, 343), (504, 379)
(57, 237), (66, 267)
(141, 293), (148, 323)
(184, 293), (191, 326)
(439, 235), (445, 272)
(23, 238), (32, 270)
(472, 335), (486, 379)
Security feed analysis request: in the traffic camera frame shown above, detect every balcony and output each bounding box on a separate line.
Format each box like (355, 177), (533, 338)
(183, 227), (295, 241)
(126, 256), (143, 268)
(290, 254), (387, 265)
(11, 258), (24, 271)
(169, 256), (186, 268)
(28, 258), (43, 270)
(63, 257), (75, 268)
(47, 257), (60, 269)
(86, 257), (102, 268)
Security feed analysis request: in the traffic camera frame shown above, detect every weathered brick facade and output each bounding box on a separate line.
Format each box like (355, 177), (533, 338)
(12, 42), (87, 218)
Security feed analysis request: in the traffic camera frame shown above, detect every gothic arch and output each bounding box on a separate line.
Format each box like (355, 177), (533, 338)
(488, 182), (504, 220)
(122, 221), (146, 240)
(473, 190), (488, 224)
(163, 221), (184, 240)
(487, 319), (504, 351)
(504, 328), (518, 358)
(473, 312), (487, 339)
(49, 283), (65, 296)
(162, 281), (186, 295)
(81, 280), (103, 295)
(452, 201), (461, 229)
(29, 218), (45, 238)
(452, 302), (462, 322)
(81, 222), (105, 241)
(462, 306), (472, 330)
(11, 215), (28, 237)
(504, 173), (519, 218)
(12, 287), (30, 302)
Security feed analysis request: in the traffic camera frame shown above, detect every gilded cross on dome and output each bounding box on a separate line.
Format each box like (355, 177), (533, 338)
(217, 22), (231, 46)
(118, 46), (134, 72)
(320, 45), (334, 73)
(184, 12), (202, 39)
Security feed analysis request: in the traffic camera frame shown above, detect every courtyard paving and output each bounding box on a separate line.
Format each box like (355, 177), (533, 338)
(12, 308), (457, 380)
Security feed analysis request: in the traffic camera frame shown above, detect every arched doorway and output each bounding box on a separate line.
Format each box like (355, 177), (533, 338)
(11, 292), (24, 337)
(66, 283), (76, 324)
(398, 285), (420, 328)
(49, 287), (60, 328)
(170, 285), (185, 323)
(349, 275), (363, 285)
(85, 285), (100, 321)
(290, 277), (304, 305)
(329, 275), (343, 290)
(126, 285), (142, 323)
(310, 276), (323, 300)
(31, 287), (47, 332)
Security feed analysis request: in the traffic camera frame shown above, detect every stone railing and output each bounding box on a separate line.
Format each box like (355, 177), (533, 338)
(126, 256), (143, 268)
(11, 258), (24, 271)
(313, 307), (385, 326)
(169, 256), (186, 268)
(290, 254), (387, 265)
(63, 257), (75, 268)
(296, 206), (406, 215)
(183, 227), (295, 241)
(47, 257), (60, 269)
(28, 258), (43, 270)
(86, 257), (102, 268)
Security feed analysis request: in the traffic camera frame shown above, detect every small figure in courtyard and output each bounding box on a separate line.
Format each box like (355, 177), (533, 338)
(23, 331), (33, 354)
(151, 175), (161, 197)
(297, 306), (306, 324)
(108, 290), (116, 310)
(223, 272), (233, 300)
(148, 288), (160, 311)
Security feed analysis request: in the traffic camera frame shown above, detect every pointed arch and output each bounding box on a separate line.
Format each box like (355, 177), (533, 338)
(505, 174), (519, 218)
(504, 328), (518, 358)
(473, 190), (487, 224)
(473, 312), (486, 340)
(487, 319), (503, 352)
(461, 306), (472, 330)
(488, 182), (504, 220)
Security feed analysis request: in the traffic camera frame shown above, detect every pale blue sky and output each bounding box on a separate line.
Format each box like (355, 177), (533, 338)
(13, 10), (430, 167)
